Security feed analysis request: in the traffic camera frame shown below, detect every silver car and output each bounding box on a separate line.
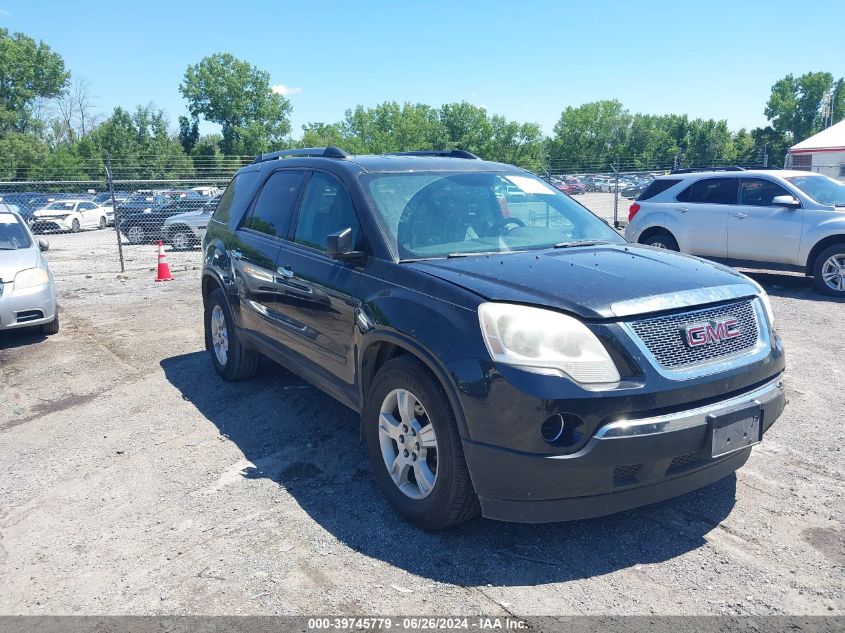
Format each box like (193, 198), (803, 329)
(625, 169), (845, 296)
(161, 194), (221, 250)
(0, 206), (59, 335)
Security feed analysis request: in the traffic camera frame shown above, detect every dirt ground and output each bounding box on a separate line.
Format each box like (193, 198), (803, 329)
(0, 210), (843, 617)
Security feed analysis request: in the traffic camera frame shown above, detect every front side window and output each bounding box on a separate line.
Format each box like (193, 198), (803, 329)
(362, 171), (623, 260)
(676, 177), (738, 205)
(294, 172), (361, 252)
(739, 179), (791, 206)
(244, 170), (304, 238)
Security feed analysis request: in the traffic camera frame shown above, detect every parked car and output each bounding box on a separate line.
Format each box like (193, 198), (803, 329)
(0, 193), (58, 225)
(625, 168), (845, 296)
(91, 192), (128, 226)
(31, 199), (108, 233)
(563, 176), (587, 195)
(622, 182), (648, 199)
(161, 193), (222, 249)
(118, 196), (208, 244)
(200, 147), (785, 529)
(0, 206), (58, 335)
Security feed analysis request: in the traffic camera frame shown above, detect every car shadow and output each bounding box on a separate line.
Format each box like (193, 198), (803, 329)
(742, 270), (844, 303)
(0, 327), (46, 349)
(161, 351), (738, 586)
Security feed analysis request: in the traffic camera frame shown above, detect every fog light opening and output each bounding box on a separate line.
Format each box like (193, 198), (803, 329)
(541, 414), (566, 445)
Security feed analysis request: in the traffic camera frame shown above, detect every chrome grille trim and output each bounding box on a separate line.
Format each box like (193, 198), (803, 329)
(620, 298), (771, 380)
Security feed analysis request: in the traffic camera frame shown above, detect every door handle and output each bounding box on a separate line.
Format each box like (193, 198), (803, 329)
(678, 207), (689, 213)
(734, 213), (748, 219)
(276, 266), (294, 278)
(231, 249), (242, 260)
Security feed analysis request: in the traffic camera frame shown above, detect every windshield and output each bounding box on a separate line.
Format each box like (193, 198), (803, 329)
(362, 172), (623, 260)
(0, 212), (32, 250)
(786, 175), (845, 207)
(44, 201), (76, 210)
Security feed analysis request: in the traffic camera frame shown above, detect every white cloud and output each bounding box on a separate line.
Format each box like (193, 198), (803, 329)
(272, 84), (302, 97)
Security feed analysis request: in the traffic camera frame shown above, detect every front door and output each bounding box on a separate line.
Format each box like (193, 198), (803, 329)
(728, 177), (803, 266)
(275, 171), (364, 389)
(230, 169), (305, 345)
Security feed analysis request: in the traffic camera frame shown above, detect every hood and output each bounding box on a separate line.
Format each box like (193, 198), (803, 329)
(34, 208), (72, 217)
(165, 210), (207, 225)
(0, 246), (38, 283)
(407, 244), (757, 320)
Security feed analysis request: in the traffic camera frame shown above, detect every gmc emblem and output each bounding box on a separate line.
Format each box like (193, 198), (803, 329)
(682, 318), (740, 348)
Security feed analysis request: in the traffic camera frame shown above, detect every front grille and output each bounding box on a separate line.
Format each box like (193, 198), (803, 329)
(626, 299), (759, 370)
(613, 464), (642, 485)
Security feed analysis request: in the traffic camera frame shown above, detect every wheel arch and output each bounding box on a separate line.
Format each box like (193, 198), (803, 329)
(805, 234), (845, 276)
(358, 332), (470, 440)
(638, 225), (677, 245)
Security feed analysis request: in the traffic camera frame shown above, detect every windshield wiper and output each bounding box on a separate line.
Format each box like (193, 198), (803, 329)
(553, 240), (609, 249)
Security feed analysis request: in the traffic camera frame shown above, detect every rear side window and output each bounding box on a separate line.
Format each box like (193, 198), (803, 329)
(637, 179), (681, 201)
(244, 170), (305, 239)
(739, 178), (790, 206)
(676, 177), (738, 205)
(212, 170), (261, 225)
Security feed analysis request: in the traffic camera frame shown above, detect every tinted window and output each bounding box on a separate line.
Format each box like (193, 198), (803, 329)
(294, 172), (361, 252)
(676, 177), (738, 205)
(637, 179), (681, 201)
(212, 171), (262, 225)
(739, 178), (790, 206)
(245, 170), (304, 238)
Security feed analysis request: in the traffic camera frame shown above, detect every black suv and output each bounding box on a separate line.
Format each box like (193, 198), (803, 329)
(201, 148), (786, 529)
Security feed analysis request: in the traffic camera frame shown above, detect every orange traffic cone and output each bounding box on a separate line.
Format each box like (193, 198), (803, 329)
(155, 240), (173, 282)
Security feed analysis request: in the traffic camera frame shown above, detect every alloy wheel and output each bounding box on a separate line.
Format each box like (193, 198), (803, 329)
(378, 388), (438, 499)
(127, 226), (144, 244)
(172, 232), (191, 250)
(821, 254), (845, 292)
(210, 304), (229, 366)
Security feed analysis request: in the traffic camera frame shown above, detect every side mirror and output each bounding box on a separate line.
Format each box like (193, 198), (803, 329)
(38, 239), (49, 252)
(772, 195), (800, 208)
(326, 227), (365, 261)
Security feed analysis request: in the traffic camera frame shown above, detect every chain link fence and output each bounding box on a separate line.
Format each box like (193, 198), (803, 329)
(2, 153), (842, 278)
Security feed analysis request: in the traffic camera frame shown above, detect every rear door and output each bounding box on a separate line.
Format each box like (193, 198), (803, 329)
(728, 177), (803, 265)
(230, 169), (305, 345)
(273, 171), (364, 389)
(671, 177), (737, 258)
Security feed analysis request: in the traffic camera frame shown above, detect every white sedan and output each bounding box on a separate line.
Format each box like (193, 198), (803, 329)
(31, 199), (109, 233)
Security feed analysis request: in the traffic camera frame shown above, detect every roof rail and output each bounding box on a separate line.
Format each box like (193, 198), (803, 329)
(253, 147), (349, 163)
(386, 150), (480, 160)
(670, 166), (745, 174)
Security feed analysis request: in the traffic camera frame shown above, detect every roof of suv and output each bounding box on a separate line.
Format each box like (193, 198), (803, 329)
(656, 169), (812, 180)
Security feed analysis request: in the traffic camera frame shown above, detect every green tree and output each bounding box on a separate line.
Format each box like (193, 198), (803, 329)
(178, 114), (199, 154)
(547, 100), (630, 169)
(180, 53), (292, 155)
(0, 28), (69, 133)
(764, 71), (842, 143)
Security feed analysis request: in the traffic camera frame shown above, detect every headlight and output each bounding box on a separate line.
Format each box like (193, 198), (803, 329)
(478, 302), (621, 384)
(14, 267), (50, 290)
(742, 275), (775, 327)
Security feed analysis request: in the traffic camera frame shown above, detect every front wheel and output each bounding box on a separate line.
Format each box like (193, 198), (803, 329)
(641, 231), (679, 251)
(813, 244), (845, 296)
(204, 288), (259, 380)
(363, 355), (479, 530)
(98, 216), (107, 230)
(126, 225), (145, 244)
(70, 218), (81, 233)
(170, 228), (193, 251)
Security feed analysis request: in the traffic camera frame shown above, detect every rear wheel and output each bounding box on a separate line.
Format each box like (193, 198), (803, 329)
(170, 227), (193, 250)
(363, 355), (479, 530)
(204, 288), (259, 380)
(813, 244), (845, 296)
(642, 231), (679, 251)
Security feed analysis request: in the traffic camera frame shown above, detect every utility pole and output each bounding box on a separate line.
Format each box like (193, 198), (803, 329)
(763, 144), (769, 168)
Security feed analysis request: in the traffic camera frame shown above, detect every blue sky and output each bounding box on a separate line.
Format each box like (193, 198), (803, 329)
(3, 0), (844, 138)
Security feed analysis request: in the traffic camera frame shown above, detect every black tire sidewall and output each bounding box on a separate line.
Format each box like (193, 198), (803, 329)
(813, 244), (845, 296)
(363, 358), (466, 529)
(644, 232), (679, 251)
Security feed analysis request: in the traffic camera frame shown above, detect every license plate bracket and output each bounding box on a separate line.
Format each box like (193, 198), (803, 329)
(708, 404), (762, 458)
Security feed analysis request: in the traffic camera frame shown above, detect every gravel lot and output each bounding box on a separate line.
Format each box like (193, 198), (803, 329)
(0, 195), (842, 617)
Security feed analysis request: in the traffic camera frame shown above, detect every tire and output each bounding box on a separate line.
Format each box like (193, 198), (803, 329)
(812, 243), (845, 297)
(98, 216), (107, 230)
(642, 231), (679, 251)
(170, 227), (194, 251)
(363, 355), (480, 530)
(70, 218), (81, 233)
(126, 225), (145, 245)
(42, 311), (59, 335)
(204, 288), (259, 381)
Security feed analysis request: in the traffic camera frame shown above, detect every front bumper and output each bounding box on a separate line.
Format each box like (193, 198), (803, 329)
(31, 217), (72, 232)
(0, 280), (57, 330)
(462, 375), (785, 522)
